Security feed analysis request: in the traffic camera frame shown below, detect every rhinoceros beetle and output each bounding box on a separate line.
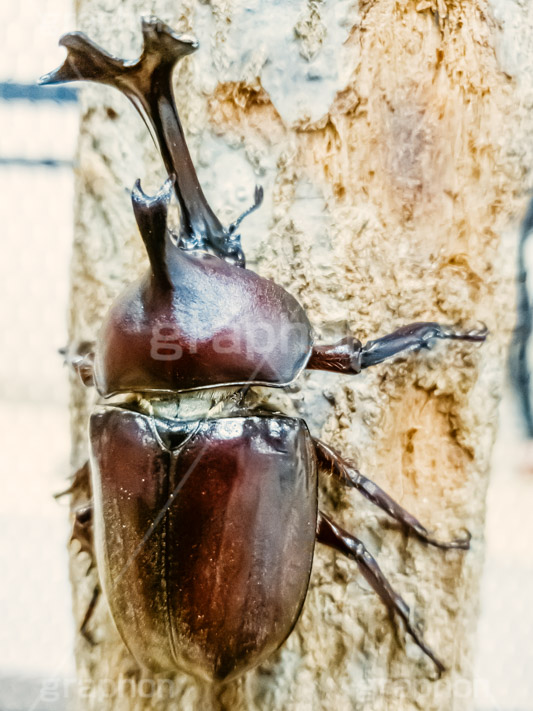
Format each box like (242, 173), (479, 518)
(41, 17), (486, 682)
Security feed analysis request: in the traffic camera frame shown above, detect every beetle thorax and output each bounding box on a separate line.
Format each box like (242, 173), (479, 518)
(112, 386), (300, 424)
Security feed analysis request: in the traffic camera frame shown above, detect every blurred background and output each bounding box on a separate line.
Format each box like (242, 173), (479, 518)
(0, 1), (76, 709)
(0, 1), (532, 710)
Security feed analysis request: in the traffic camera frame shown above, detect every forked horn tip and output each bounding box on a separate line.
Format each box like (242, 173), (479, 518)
(58, 30), (85, 47)
(38, 71), (56, 86)
(39, 32), (98, 86)
(140, 15), (199, 54)
(132, 175), (174, 208)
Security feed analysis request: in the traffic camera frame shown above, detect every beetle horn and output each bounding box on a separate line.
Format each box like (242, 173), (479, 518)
(39, 16), (249, 267)
(131, 177), (174, 290)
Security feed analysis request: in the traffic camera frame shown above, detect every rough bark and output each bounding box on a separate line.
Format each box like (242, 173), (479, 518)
(65, 1), (531, 709)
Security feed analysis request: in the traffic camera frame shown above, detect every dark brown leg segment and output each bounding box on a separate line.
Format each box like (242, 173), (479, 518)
(307, 322), (487, 374)
(72, 502), (96, 561)
(72, 500), (100, 644)
(80, 584), (101, 646)
(314, 438), (470, 550)
(317, 511), (445, 676)
(57, 461), (100, 643)
(54, 459), (92, 500)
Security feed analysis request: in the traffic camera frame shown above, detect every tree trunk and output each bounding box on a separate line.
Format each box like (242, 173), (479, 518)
(66, 1), (529, 709)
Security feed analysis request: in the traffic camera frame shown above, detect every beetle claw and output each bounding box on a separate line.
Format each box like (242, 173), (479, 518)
(317, 512), (447, 677)
(413, 524), (471, 551)
(441, 322), (488, 342)
(228, 184), (265, 236)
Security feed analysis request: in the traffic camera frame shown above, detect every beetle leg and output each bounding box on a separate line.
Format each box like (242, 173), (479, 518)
(56, 461), (94, 560)
(39, 17), (247, 266)
(72, 502), (96, 563)
(307, 322), (487, 374)
(316, 511), (445, 677)
(69, 478), (101, 645)
(359, 322), (487, 368)
(54, 460), (92, 500)
(80, 584), (101, 646)
(60, 342), (95, 388)
(227, 185), (264, 236)
(314, 439), (470, 550)
(74, 506), (100, 646)
(306, 335), (363, 374)
(56, 461), (100, 645)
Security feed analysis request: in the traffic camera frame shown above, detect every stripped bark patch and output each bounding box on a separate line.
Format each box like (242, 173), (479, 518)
(209, 81), (284, 144)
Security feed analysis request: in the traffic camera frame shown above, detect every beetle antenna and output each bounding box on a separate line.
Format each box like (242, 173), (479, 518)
(228, 185), (264, 236)
(131, 177), (174, 289)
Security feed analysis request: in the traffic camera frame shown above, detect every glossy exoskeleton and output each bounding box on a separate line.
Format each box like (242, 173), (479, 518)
(42, 17), (487, 682)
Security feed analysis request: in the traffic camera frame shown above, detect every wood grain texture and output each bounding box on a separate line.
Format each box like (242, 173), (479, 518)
(65, 1), (531, 709)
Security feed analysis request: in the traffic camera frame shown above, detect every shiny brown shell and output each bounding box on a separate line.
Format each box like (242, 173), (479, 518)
(93, 242), (313, 397)
(89, 407), (318, 681)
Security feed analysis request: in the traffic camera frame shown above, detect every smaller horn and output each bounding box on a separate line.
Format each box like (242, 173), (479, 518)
(132, 177), (174, 289)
